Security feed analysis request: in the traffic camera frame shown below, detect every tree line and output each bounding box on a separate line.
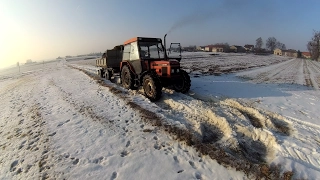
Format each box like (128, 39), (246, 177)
(254, 30), (320, 60)
(307, 30), (320, 60)
(255, 37), (286, 52)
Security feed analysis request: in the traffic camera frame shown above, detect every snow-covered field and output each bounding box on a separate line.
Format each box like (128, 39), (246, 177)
(1, 52), (320, 179)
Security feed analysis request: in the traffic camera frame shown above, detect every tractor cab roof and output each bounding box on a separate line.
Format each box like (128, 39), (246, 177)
(124, 37), (162, 45)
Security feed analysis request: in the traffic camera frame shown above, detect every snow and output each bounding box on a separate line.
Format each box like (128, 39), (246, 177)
(1, 52), (320, 179)
(0, 62), (244, 180)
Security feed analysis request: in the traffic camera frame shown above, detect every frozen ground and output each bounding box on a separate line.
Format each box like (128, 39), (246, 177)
(1, 52), (320, 179)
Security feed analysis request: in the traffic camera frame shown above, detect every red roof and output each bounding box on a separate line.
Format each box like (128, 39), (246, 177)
(302, 52), (311, 56)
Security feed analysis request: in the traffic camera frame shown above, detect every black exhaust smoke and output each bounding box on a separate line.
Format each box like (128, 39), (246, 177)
(166, 0), (258, 35)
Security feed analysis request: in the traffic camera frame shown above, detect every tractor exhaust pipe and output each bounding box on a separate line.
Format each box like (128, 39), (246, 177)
(164, 34), (168, 59)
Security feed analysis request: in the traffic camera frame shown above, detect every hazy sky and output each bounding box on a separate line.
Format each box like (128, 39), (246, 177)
(1, 0), (320, 68)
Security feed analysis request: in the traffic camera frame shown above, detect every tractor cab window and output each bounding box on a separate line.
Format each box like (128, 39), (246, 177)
(123, 44), (131, 60)
(139, 42), (164, 59)
(130, 42), (139, 61)
(168, 43), (182, 60)
(123, 42), (139, 61)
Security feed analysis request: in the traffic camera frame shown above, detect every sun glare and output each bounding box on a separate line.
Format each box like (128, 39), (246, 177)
(0, 3), (32, 68)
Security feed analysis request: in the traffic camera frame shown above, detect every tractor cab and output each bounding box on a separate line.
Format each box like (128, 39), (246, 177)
(119, 35), (190, 101)
(122, 36), (181, 61)
(96, 34), (190, 101)
(121, 37), (182, 77)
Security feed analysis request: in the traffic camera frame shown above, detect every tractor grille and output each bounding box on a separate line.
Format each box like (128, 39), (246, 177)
(162, 67), (167, 76)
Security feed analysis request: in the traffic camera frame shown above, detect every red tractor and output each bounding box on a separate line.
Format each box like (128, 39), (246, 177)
(96, 34), (191, 101)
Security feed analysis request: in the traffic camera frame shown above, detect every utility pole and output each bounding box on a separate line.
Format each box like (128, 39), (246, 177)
(318, 38), (320, 61)
(17, 62), (20, 73)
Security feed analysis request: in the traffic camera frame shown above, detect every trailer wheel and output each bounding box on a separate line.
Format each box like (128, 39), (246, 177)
(173, 70), (191, 93)
(143, 73), (162, 101)
(104, 70), (111, 80)
(97, 70), (103, 78)
(121, 66), (135, 89)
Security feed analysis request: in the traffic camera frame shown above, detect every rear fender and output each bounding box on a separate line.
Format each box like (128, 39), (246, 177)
(120, 61), (137, 76)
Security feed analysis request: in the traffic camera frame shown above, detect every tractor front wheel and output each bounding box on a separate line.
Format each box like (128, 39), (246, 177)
(173, 70), (191, 93)
(143, 73), (162, 101)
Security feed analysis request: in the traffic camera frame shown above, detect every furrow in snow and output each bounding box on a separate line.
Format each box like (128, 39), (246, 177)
(0, 75), (58, 179)
(221, 99), (292, 135)
(69, 64), (289, 179)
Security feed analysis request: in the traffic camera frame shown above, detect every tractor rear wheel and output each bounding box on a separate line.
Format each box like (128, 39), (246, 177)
(143, 73), (162, 101)
(173, 70), (191, 93)
(121, 65), (135, 89)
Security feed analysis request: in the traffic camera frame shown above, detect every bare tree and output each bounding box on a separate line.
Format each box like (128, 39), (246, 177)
(214, 43), (230, 52)
(307, 42), (313, 55)
(307, 30), (320, 60)
(276, 42), (286, 50)
(266, 37), (277, 51)
(256, 37), (263, 50)
(297, 50), (302, 58)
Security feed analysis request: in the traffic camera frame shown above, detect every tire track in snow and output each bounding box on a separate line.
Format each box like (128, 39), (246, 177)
(0, 77), (33, 99)
(303, 59), (313, 87)
(156, 93), (279, 164)
(0, 75), (59, 179)
(48, 79), (115, 128)
(70, 65), (294, 179)
(306, 60), (320, 90)
(276, 115), (320, 170)
(222, 99), (320, 170)
(252, 59), (296, 83)
(157, 95), (236, 145)
(238, 59), (317, 86)
(281, 145), (320, 171)
(77, 58), (320, 178)
(221, 99), (293, 135)
(267, 59), (300, 84)
(34, 67), (148, 179)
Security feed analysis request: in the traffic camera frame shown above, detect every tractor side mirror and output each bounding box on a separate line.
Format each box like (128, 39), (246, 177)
(169, 43), (182, 61)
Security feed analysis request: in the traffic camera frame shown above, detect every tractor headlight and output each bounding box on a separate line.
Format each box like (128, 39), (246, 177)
(177, 69), (180, 73)
(171, 69), (174, 73)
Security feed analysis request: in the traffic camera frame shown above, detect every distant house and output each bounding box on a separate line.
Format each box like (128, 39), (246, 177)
(230, 45), (246, 53)
(197, 46), (206, 51)
(274, 48), (282, 56)
(26, 59), (33, 64)
(282, 49), (298, 58)
(205, 45), (225, 52)
(244, 44), (254, 52)
(301, 52), (311, 59)
(274, 48), (297, 58)
(25, 59), (36, 65)
(229, 46), (237, 52)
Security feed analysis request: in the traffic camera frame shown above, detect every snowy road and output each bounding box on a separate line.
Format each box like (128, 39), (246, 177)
(0, 64), (246, 179)
(1, 54), (320, 179)
(238, 58), (320, 90)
